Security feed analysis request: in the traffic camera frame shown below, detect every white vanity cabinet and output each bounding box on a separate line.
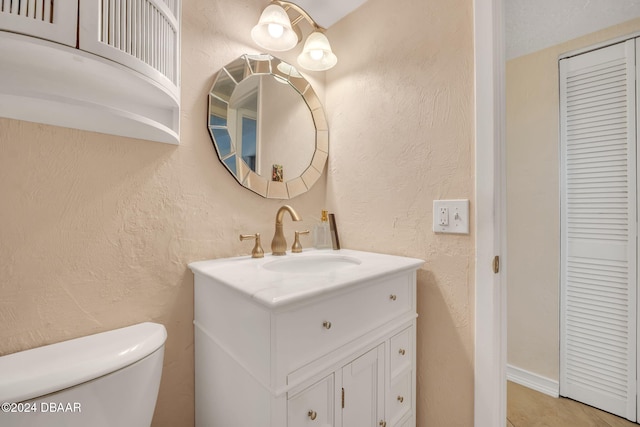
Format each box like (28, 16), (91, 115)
(0, 0), (180, 144)
(190, 249), (422, 427)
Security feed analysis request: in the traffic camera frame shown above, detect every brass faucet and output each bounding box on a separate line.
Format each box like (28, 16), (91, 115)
(271, 205), (301, 256)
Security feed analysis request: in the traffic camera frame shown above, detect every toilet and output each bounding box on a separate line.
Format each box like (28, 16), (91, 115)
(0, 322), (167, 427)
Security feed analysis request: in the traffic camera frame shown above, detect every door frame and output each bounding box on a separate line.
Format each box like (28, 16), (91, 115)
(474, 0), (506, 426)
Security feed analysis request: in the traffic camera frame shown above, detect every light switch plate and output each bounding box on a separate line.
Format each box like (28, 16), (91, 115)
(433, 199), (469, 234)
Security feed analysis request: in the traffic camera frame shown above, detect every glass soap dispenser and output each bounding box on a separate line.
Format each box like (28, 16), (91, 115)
(313, 210), (332, 249)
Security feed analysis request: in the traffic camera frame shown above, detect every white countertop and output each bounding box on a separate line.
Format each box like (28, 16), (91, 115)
(188, 249), (424, 308)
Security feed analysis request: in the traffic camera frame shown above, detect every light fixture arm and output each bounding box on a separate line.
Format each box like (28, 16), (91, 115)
(270, 0), (326, 33)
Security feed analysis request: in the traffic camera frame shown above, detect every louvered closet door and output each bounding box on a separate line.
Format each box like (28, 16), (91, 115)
(560, 39), (638, 421)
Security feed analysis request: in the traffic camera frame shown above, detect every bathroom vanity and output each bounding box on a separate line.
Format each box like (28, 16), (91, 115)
(190, 249), (423, 427)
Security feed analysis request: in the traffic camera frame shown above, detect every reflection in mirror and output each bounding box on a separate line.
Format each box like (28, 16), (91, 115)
(229, 76), (258, 171)
(208, 54), (328, 199)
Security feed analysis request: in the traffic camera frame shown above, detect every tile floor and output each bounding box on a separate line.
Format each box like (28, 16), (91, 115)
(507, 381), (638, 427)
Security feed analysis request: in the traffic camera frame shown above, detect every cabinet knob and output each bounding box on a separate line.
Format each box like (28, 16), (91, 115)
(379, 421), (387, 427)
(308, 410), (317, 420)
(397, 395), (404, 403)
(322, 321), (332, 330)
(398, 348), (406, 356)
(389, 294), (397, 301)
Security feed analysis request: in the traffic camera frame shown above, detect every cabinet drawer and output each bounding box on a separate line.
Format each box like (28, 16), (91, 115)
(288, 373), (335, 427)
(277, 274), (412, 371)
(390, 327), (412, 378)
(388, 370), (412, 425)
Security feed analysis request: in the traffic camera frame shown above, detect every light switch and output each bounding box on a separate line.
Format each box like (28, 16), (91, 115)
(433, 199), (469, 234)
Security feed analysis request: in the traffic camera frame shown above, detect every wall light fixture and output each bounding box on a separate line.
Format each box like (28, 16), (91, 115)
(251, 1), (337, 71)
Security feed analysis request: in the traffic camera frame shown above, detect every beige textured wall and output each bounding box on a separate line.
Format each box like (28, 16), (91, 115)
(326, 0), (476, 424)
(507, 18), (640, 381)
(0, 0), (476, 425)
(0, 1), (327, 426)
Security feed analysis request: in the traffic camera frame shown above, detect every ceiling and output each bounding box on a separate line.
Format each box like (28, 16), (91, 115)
(291, 0), (369, 28)
(506, 0), (640, 59)
(288, 0), (640, 60)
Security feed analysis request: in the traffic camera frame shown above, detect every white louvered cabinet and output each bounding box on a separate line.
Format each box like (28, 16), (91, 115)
(0, 0), (180, 144)
(560, 38), (638, 421)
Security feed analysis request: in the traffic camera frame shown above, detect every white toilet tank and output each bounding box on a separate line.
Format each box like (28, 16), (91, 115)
(0, 322), (167, 427)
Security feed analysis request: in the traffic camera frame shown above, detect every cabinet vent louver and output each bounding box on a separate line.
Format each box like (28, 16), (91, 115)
(0, 0), (54, 23)
(97, 0), (179, 85)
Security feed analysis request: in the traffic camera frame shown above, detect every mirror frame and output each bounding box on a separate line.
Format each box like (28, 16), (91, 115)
(208, 54), (328, 199)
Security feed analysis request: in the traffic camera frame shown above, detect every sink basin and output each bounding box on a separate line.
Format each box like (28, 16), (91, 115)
(263, 254), (361, 274)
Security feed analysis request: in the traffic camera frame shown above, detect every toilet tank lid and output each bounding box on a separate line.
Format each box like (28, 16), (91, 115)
(0, 322), (167, 403)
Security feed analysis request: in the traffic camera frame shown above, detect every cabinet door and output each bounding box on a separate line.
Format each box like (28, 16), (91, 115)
(78, 0), (180, 97)
(0, 1), (77, 46)
(288, 373), (335, 427)
(341, 345), (385, 427)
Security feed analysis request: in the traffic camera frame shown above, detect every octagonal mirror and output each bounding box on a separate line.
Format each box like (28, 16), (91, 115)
(208, 54), (328, 199)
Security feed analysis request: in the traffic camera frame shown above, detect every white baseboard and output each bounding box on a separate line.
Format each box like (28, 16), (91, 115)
(507, 364), (559, 398)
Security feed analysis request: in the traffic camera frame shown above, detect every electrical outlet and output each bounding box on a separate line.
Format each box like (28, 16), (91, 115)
(439, 207), (449, 226)
(433, 200), (469, 234)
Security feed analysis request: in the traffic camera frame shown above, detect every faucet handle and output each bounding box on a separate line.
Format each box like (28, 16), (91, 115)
(240, 233), (265, 258)
(291, 230), (310, 253)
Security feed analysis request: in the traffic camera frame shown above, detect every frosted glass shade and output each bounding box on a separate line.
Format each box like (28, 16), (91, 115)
(251, 4), (298, 52)
(297, 31), (337, 71)
(277, 62), (303, 78)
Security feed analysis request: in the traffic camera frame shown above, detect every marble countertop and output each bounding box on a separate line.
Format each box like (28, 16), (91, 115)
(188, 248), (424, 308)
